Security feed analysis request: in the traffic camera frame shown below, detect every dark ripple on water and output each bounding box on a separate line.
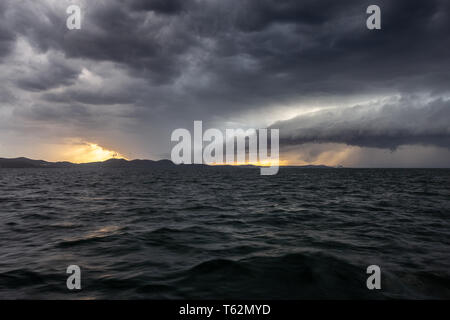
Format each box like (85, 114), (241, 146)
(0, 167), (449, 299)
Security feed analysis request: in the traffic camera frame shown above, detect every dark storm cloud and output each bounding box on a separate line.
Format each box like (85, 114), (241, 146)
(15, 103), (92, 123)
(7, 0), (450, 97)
(16, 58), (81, 92)
(42, 89), (137, 106)
(1, 0), (450, 160)
(0, 1), (16, 60)
(272, 96), (450, 150)
(234, 0), (361, 31)
(8, 1), (66, 54)
(129, 0), (193, 15)
(62, 1), (198, 85)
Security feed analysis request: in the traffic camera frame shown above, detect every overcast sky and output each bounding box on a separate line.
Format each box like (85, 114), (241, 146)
(1, 0), (449, 167)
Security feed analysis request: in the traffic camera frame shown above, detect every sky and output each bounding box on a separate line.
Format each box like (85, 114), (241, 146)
(0, 0), (449, 167)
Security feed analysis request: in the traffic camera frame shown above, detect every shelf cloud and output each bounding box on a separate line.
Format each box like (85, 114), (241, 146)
(273, 95), (450, 150)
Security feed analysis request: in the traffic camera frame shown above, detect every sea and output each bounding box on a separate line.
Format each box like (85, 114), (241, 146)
(0, 167), (449, 299)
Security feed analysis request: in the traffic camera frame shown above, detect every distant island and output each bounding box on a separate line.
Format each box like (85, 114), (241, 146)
(0, 157), (339, 169)
(0, 157), (177, 169)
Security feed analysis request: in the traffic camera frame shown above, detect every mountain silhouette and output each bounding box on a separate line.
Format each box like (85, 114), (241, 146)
(0, 157), (178, 168)
(0, 157), (337, 169)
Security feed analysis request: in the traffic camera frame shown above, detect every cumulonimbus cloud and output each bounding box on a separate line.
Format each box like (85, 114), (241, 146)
(1, 0), (450, 164)
(272, 96), (450, 149)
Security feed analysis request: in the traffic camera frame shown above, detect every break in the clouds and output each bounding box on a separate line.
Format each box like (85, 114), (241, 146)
(0, 0), (449, 166)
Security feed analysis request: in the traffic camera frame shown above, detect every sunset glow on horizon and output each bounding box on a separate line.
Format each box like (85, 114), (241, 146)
(61, 142), (128, 164)
(210, 159), (290, 167)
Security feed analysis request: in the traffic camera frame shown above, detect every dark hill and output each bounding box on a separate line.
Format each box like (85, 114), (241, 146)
(0, 157), (337, 169)
(0, 157), (176, 168)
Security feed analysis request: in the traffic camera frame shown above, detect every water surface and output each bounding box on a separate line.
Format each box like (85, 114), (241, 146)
(0, 168), (449, 299)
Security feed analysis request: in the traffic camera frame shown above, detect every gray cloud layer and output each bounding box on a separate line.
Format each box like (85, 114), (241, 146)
(272, 96), (450, 149)
(0, 0), (449, 162)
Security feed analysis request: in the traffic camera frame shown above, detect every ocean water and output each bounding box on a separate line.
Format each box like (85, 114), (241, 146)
(0, 167), (449, 299)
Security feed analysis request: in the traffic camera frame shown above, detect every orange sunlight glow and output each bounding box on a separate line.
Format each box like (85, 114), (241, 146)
(62, 142), (127, 164)
(211, 159), (289, 167)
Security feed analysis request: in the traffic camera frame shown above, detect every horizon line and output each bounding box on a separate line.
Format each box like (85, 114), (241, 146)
(1, 156), (450, 169)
